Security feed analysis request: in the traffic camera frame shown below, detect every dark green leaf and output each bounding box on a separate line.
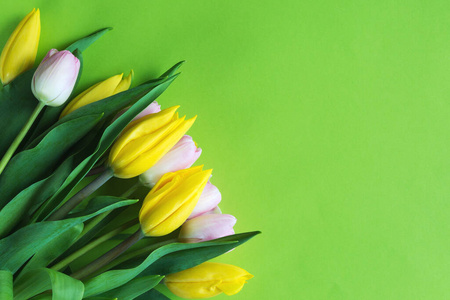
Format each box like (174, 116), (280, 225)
(0, 156), (74, 237)
(0, 114), (102, 210)
(0, 197), (136, 273)
(0, 270), (13, 300)
(66, 28), (112, 53)
(135, 288), (171, 300)
(14, 268), (84, 300)
(98, 275), (163, 300)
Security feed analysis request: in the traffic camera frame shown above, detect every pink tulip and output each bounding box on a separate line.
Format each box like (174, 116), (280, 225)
(179, 214), (236, 243)
(188, 181), (221, 219)
(133, 101), (161, 121)
(31, 49), (80, 106)
(139, 135), (202, 187)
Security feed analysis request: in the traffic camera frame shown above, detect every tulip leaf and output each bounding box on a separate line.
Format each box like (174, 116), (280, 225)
(0, 69), (37, 158)
(13, 268), (84, 300)
(39, 68), (181, 221)
(83, 240), (237, 297)
(135, 288), (171, 300)
(0, 270), (13, 300)
(0, 197), (136, 274)
(0, 155), (74, 238)
(17, 224), (84, 281)
(66, 27), (112, 53)
(0, 113), (102, 210)
(97, 275), (163, 300)
(123, 231), (261, 277)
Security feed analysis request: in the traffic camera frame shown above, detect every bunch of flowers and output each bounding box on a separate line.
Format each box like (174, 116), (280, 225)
(0, 9), (259, 299)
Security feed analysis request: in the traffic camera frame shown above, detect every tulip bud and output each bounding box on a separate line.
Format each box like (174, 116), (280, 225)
(60, 71), (133, 118)
(139, 166), (212, 237)
(31, 49), (80, 107)
(165, 262), (253, 299)
(108, 106), (196, 179)
(0, 8), (40, 85)
(140, 135), (202, 187)
(133, 101), (161, 121)
(179, 214), (236, 243)
(188, 181), (221, 219)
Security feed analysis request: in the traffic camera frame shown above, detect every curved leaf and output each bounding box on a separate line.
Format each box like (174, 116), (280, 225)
(135, 288), (171, 300)
(0, 197), (136, 273)
(0, 114), (102, 210)
(0, 270), (13, 300)
(98, 275), (163, 300)
(14, 268), (84, 300)
(66, 28), (112, 53)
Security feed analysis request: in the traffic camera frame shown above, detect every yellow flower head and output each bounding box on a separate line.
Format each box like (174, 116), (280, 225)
(0, 8), (41, 85)
(108, 106), (196, 178)
(60, 71), (133, 118)
(139, 166), (212, 237)
(165, 262), (253, 299)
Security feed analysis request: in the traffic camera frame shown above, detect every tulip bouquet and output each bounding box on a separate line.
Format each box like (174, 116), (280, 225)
(0, 9), (259, 300)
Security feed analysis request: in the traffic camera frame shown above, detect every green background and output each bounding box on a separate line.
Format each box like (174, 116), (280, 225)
(2, 0), (450, 299)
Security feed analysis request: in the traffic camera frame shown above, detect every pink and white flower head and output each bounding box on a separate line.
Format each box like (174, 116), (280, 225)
(179, 214), (236, 243)
(139, 135), (202, 187)
(133, 101), (161, 121)
(31, 49), (80, 106)
(188, 181), (221, 219)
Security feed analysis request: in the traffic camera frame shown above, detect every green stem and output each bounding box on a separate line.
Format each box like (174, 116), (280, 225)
(71, 229), (145, 280)
(47, 168), (114, 221)
(121, 181), (141, 198)
(0, 102), (45, 175)
(51, 218), (139, 272)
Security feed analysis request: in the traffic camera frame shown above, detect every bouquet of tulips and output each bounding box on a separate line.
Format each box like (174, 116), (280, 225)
(0, 9), (259, 300)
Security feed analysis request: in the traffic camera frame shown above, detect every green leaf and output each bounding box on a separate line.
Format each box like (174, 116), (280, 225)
(83, 239), (243, 297)
(135, 288), (171, 300)
(0, 114), (102, 210)
(13, 268), (84, 300)
(0, 197), (136, 274)
(0, 69), (37, 158)
(17, 224), (84, 280)
(98, 275), (163, 300)
(66, 28), (112, 53)
(0, 156), (74, 237)
(140, 231), (261, 276)
(0, 270), (13, 300)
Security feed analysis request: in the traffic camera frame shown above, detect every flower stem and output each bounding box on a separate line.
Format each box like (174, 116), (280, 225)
(71, 229), (145, 280)
(51, 218), (138, 272)
(47, 168), (114, 221)
(0, 102), (45, 175)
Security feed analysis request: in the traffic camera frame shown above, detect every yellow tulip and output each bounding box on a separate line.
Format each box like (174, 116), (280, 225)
(60, 71), (133, 118)
(165, 262), (253, 299)
(139, 166), (212, 236)
(108, 106), (196, 178)
(0, 8), (41, 85)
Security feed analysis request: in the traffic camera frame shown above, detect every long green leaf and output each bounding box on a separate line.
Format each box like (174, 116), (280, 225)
(0, 270), (13, 300)
(0, 114), (102, 210)
(135, 288), (171, 300)
(66, 28), (112, 53)
(17, 224), (83, 280)
(98, 275), (163, 300)
(0, 156), (74, 237)
(14, 268), (84, 300)
(0, 197), (136, 273)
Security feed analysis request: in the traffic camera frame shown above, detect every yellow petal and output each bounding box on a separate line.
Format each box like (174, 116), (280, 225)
(60, 74), (123, 118)
(114, 70), (133, 94)
(0, 8), (40, 85)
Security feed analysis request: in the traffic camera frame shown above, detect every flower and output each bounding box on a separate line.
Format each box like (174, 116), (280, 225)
(108, 106), (196, 178)
(31, 49), (80, 106)
(0, 8), (40, 85)
(140, 135), (202, 187)
(189, 182), (221, 219)
(60, 71), (133, 118)
(179, 214), (236, 243)
(139, 166), (212, 236)
(165, 262), (253, 299)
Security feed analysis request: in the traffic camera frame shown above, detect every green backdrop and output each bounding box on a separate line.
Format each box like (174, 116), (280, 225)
(2, 0), (450, 299)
